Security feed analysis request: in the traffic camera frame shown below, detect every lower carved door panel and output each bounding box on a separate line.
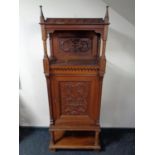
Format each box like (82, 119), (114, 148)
(51, 76), (100, 126)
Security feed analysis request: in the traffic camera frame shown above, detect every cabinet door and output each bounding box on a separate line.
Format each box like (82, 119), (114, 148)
(51, 76), (100, 126)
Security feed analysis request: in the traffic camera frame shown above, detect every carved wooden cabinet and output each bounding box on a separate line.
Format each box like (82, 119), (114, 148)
(39, 6), (109, 151)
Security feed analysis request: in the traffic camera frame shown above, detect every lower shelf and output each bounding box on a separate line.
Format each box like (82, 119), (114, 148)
(49, 131), (100, 150)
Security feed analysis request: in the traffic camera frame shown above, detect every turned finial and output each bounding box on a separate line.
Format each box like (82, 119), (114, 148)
(40, 5), (45, 22)
(104, 6), (109, 23)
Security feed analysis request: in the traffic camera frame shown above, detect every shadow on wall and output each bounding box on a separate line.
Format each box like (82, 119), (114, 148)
(100, 28), (135, 127)
(19, 95), (37, 140)
(19, 95), (37, 126)
(107, 28), (135, 71)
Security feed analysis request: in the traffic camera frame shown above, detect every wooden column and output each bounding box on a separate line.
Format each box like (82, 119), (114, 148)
(40, 6), (53, 125)
(99, 6), (110, 77)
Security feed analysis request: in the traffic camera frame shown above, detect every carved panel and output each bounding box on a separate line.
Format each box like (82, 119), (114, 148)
(59, 81), (90, 115)
(59, 38), (91, 53)
(51, 31), (99, 60)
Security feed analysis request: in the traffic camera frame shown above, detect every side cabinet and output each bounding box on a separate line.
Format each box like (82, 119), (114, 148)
(39, 5), (110, 151)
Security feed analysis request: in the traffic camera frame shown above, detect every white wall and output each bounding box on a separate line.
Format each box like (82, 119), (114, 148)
(19, 0), (135, 127)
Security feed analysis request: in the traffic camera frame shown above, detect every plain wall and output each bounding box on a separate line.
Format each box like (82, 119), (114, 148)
(19, 0), (135, 127)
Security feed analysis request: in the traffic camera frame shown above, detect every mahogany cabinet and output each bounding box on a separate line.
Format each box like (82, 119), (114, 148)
(39, 6), (110, 151)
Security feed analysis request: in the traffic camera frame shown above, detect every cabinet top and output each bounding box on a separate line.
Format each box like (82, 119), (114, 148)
(43, 18), (105, 25)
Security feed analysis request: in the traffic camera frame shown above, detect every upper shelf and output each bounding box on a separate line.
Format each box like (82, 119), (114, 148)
(44, 18), (105, 25)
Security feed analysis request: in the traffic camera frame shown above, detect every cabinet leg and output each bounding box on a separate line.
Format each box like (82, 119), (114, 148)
(94, 131), (99, 146)
(51, 131), (55, 144)
(51, 148), (56, 152)
(94, 149), (100, 152)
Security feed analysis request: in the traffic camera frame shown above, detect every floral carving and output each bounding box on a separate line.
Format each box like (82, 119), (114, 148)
(60, 82), (90, 115)
(59, 38), (91, 53)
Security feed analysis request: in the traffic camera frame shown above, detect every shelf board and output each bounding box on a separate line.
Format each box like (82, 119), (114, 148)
(49, 131), (100, 150)
(50, 124), (100, 131)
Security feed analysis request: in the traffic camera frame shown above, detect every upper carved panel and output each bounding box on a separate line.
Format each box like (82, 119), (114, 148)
(59, 38), (91, 53)
(51, 31), (99, 61)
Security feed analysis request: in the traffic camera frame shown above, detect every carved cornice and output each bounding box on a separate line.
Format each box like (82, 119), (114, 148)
(50, 65), (99, 71)
(45, 18), (105, 25)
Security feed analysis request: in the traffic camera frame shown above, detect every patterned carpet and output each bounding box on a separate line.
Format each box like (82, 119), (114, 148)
(19, 127), (135, 155)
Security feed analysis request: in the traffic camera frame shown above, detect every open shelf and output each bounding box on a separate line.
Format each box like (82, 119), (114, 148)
(49, 131), (100, 150)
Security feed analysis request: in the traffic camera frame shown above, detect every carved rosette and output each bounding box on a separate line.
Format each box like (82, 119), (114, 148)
(60, 82), (90, 115)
